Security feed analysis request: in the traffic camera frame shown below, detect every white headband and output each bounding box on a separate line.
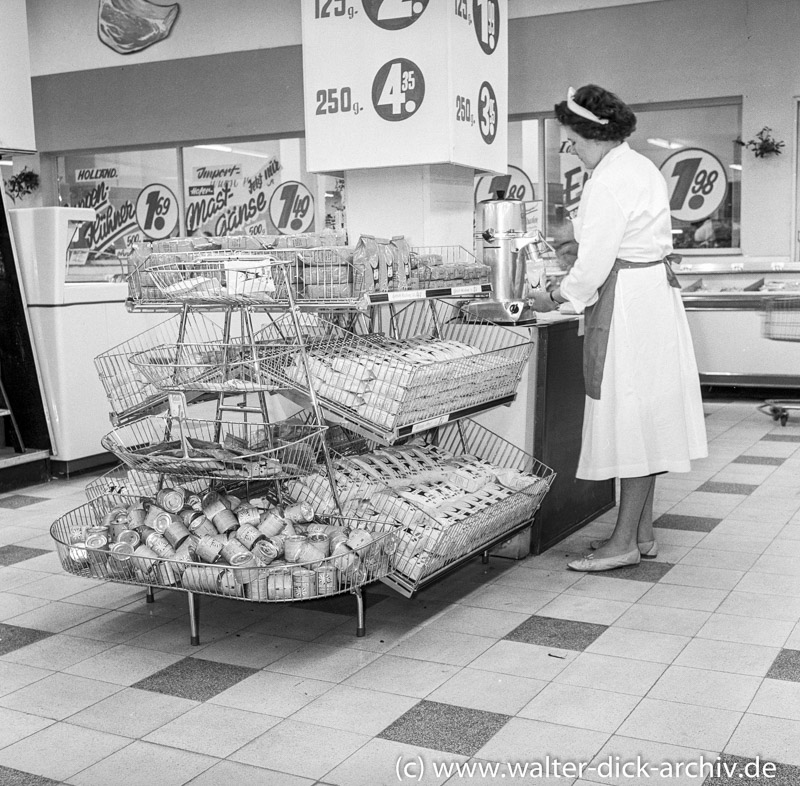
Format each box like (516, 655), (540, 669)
(567, 86), (609, 125)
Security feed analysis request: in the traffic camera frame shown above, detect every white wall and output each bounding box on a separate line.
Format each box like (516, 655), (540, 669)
(0, 0), (36, 152)
(27, 0), (301, 76)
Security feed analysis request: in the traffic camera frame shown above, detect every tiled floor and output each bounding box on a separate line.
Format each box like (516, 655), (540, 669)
(0, 400), (799, 784)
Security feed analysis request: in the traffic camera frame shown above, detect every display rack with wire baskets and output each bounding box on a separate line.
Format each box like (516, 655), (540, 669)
(412, 245), (491, 289)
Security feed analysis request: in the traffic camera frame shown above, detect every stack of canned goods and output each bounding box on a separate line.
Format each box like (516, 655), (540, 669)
(74, 484), (392, 602)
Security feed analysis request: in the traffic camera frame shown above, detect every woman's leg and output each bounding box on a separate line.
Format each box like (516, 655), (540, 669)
(592, 474), (656, 559)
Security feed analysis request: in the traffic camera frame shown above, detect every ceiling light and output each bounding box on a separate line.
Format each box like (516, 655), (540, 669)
(647, 138), (683, 150)
(729, 164), (742, 171)
(0, 160), (13, 167)
(194, 144), (233, 153)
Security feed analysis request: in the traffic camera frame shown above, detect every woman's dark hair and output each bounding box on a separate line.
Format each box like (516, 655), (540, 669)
(554, 84), (637, 141)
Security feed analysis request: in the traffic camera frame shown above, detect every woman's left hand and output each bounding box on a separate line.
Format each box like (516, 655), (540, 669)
(529, 288), (560, 313)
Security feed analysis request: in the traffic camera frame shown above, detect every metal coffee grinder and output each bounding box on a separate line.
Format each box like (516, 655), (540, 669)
(465, 189), (554, 323)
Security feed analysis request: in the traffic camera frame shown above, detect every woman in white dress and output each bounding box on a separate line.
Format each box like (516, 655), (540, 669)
(530, 84), (708, 572)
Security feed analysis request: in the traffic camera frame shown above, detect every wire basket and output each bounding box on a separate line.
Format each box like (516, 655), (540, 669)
(94, 313), (223, 423)
(50, 500), (395, 602)
(100, 415), (326, 481)
(85, 465), (210, 515)
(283, 419), (555, 592)
(267, 300), (533, 441)
(763, 296), (800, 341)
(126, 312), (330, 394)
(411, 246), (491, 289)
(128, 250), (292, 308)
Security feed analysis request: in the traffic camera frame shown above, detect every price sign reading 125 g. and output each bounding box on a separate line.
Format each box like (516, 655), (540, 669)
(362, 0), (429, 29)
(268, 181), (314, 234)
(372, 58), (425, 121)
(136, 184), (179, 240)
(659, 147), (728, 223)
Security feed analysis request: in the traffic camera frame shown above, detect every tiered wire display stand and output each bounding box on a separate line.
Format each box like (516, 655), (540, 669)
(51, 236), (554, 643)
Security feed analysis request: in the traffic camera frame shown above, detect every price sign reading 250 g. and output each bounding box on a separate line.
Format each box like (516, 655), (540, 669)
(136, 184), (179, 240)
(372, 58), (425, 121)
(659, 147), (728, 223)
(269, 181), (314, 234)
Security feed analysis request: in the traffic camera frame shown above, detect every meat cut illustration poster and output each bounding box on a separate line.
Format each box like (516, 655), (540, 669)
(98, 0), (180, 54)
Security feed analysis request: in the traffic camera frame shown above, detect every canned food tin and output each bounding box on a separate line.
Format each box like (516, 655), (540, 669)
(156, 487), (186, 514)
(195, 534), (226, 563)
(283, 534), (308, 563)
(188, 515), (218, 539)
(153, 560), (180, 586)
(315, 565), (339, 595)
(229, 551), (261, 584)
(257, 511), (286, 538)
(244, 572), (269, 600)
(236, 505), (261, 527)
(102, 506), (129, 540)
(134, 526), (157, 545)
(346, 528), (374, 550)
(201, 490), (228, 520)
(331, 542), (360, 574)
(163, 516), (191, 549)
(328, 529), (349, 552)
(127, 504), (147, 530)
(181, 565), (220, 593)
(225, 495), (241, 511)
(220, 537), (250, 564)
(86, 525), (110, 538)
(110, 541), (134, 560)
(144, 504), (170, 530)
(116, 528), (141, 548)
(253, 538), (279, 566)
(185, 493), (203, 511)
(107, 542), (135, 579)
(284, 501), (314, 524)
(171, 538), (197, 577)
(180, 508), (203, 527)
(212, 507), (239, 535)
(217, 569), (242, 597)
(131, 544), (160, 579)
(295, 540), (327, 567)
(146, 532), (176, 559)
(66, 543), (90, 570)
(292, 567), (316, 598)
(307, 532), (330, 557)
(235, 523), (264, 550)
(267, 568), (293, 599)
(85, 533), (110, 551)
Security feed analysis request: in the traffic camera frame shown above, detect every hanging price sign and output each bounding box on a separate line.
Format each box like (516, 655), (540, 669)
(268, 181), (314, 234)
(301, 0), (507, 173)
(135, 183), (179, 240)
(659, 147), (728, 223)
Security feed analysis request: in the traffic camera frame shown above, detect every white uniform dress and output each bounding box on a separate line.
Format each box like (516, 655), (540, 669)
(559, 142), (708, 480)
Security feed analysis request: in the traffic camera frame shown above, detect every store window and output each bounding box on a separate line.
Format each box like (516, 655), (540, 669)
(57, 148), (181, 280)
(513, 100), (742, 254)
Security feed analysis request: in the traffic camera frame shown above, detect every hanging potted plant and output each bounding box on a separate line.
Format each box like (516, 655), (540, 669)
(735, 127), (785, 159)
(3, 166), (40, 203)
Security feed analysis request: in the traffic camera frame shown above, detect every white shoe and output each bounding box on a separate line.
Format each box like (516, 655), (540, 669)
(590, 539), (658, 558)
(568, 547), (641, 572)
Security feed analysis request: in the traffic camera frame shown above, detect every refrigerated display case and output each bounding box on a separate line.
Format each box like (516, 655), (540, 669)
(675, 258), (800, 387)
(9, 207), (165, 473)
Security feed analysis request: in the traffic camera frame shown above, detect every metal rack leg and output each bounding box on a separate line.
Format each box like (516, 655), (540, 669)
(146, 586), (155, 603)
(481, 550), (490, 564)
(187, 591), (201, 646)
(352, 587), (366, 637)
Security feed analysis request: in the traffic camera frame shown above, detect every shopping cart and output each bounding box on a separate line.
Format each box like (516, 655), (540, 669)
(758, 296), (800, 425)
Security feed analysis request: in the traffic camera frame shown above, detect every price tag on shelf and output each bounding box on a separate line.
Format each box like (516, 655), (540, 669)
(659, 147), (728, 223)
(301, 0), (507, 173)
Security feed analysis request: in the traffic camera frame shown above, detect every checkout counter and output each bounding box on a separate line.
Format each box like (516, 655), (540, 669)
(9, 207), (164, 474)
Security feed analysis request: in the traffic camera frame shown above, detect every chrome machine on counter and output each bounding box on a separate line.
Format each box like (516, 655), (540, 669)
(467, 195), (554, 323)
